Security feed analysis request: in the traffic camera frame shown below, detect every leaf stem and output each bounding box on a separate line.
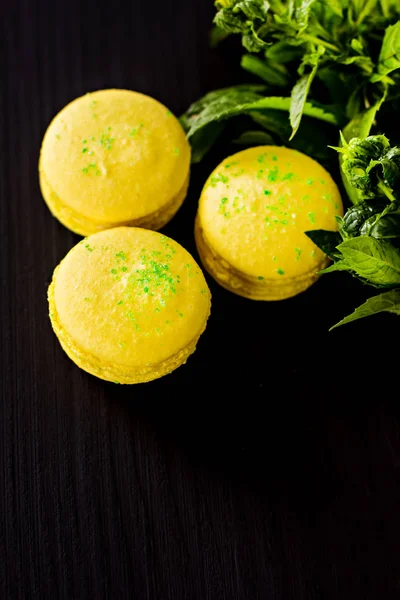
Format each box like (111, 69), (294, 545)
(377, 179), (396, 202)
(248, 97), (338, 125)
(301, 34), (340, 53)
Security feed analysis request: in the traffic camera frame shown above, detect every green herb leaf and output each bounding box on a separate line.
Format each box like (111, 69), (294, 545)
(289, 47), (324, 139)
(233, 130), (275, 145)
(305, 229), (342, 259)
(338, 200), (388, 239)
(241, 54), (290, 86)
(182, 86), (338, 140)
(330, 289), (400, 329)
(371, 21), (400, 82)
(336, 236), (400, 286)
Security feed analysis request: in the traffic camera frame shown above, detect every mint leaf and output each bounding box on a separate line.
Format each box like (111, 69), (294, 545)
(337, 97), (386, 204)
(182, 86), (338, 151)
(305, 229), (342, 260)
(330, 289), (400, 329)
(241, 54), (290, 86)
(289, 47), (324, 139)
(371, 21), (400, 82)
(337, 237), (400, 286)
(233, 130), (275, 145)
(189, 122), (227, 164)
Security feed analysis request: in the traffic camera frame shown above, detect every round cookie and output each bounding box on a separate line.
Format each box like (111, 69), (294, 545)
(39, 89), (191, 235)
(195, 146), (343, 300)
(48, 227), (211, 384)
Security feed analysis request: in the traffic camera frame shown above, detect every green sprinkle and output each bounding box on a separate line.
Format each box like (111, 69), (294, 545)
(308, 212), (316, 224)
(85, 244), (94, 252)
(281, 219), (288, 225)
(82, 167), (89, 174)
(179, 312), (184, 317)
(117, 300), (124, 305)
(120, 266), (128, 272)
(295, 248), (302, 261)
(320, 179), (326, 185)
(277, 268), (285, 275)
(224, 161), (238, 169)
(201, 289), (206, 294)
(166, 110), (172, 117)
(118, 341), (125, 348)
(281, 172), (294, 182)
(271, 155), (277, 161)
(111, 268), (118, 274)
(82, 148), (88, 153)
(264, 190), (272, 196)
(267, 167), (279, 182)
(116, 251), (127, 261)
(173, 147), (180, 156)
(135, 324), (140, 331)
(258, 276), (264, 281)
(82, 139), (87, 143)
(257, 153), (267, 163)
(306, 178), (313, 185)
(84, 297), (91, 302)
(90, 100), (98, 108)
(93, 114), (98, 119)
(210, 173), (229, 187)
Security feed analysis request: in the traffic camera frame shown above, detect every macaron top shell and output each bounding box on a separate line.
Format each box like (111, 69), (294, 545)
(198, 146), (343, 280)
(40, 89), (190, 223)
(51, 228), (210, 368)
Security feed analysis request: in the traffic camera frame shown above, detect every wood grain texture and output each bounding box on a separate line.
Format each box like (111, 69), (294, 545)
(1, 1), (400, 598)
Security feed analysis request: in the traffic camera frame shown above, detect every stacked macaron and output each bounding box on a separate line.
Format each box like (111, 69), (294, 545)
(41, 90), (342, 383)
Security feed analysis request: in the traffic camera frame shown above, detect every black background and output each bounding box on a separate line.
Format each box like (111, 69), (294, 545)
(1, 1), (400, 598)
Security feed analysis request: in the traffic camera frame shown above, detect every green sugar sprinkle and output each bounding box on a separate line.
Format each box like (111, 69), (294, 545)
(99, 129), (115, 150)
(210, 172), (229, 187)
(92, 114), (98, 119)
(267, 167), (279, 182)
(258, 276), (264, 281)
(272, 155), (278, 161)
(224, 212), (231, 218)
(121, 266), (128, 272)
(111, 268), (118, 274)
(257, 153), (267, 163)
(173, 147), (180, 156)
(201, 289), (206, 294)
(320, 179), (326, 184)
(295, 248), (302, 261)
(55, 134), (60, 140)
(117, 300), (124, 305)
(306, 178), (313, 185)
(116, 251), (127, 261)
(129, 124), (144, 137)
(84, 297), (92, 302)
(82, 148), (88, 153)
(302, 194), (310, 201)
(90, 100), (98, 108)
(224, 161), (238, 169)
(85, 244), (94, 252)
(277, 268), (285, 275)
(166, 110), (172, 117)
(281, 172), (294, 182)
(264, 190), (272, 196)
(221, 197), (228, 204)
(308, 212), (316, 224)
(118, 341), (125, 348)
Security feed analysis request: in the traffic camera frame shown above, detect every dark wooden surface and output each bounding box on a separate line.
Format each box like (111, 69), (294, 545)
(1, 1), (400, 598)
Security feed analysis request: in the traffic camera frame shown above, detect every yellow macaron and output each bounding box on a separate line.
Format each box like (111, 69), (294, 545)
(195, 146), (343, 300)
(48, 227), (211, 384)
(39, 89), (191, 235)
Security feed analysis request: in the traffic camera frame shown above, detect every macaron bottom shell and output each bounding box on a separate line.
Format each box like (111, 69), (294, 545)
(40, 169), (189, 236)
(195, 216), (329, 301)
(48, 268), (209, 384)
